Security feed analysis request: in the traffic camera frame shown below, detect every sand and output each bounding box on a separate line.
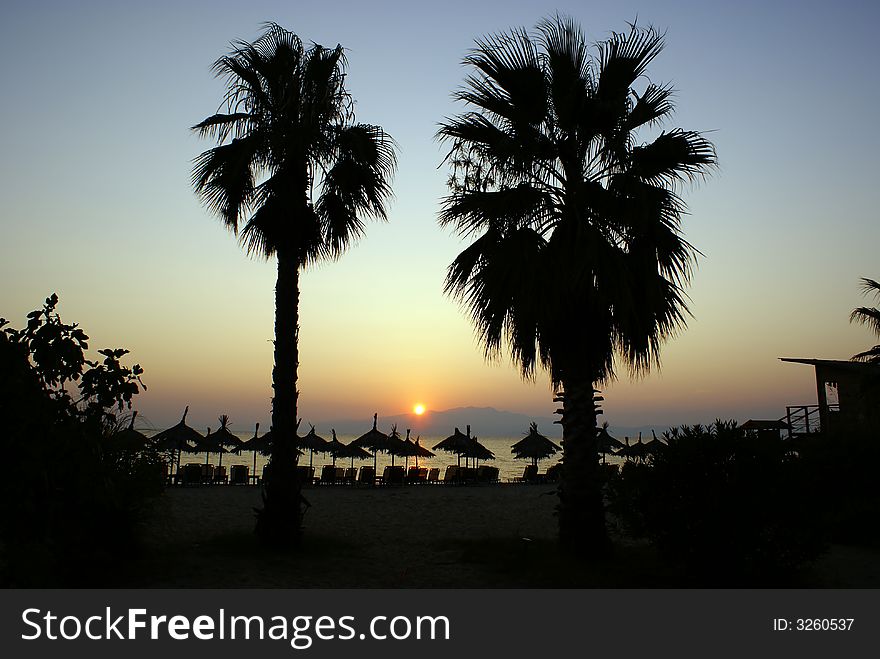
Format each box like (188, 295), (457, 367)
(128, 483), (880, 588)
(133, 483), (567, 588)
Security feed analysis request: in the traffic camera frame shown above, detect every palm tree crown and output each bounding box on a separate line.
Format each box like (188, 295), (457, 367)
(192, 23), (396, 265)
(438, 17), (715, 385)
(850, 277), (880, 363)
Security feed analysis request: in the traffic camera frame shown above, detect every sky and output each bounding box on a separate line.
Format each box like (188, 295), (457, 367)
(1, 0), (878, 433)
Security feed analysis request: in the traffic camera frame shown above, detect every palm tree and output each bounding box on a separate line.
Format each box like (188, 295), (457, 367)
(850, 278), (880, 363)
(438, 17), (715, 555)
(192, 24), (396, 545)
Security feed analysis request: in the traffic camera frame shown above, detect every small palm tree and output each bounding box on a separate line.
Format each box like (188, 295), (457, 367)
(850, 278), (880, 363)
(438, 17), (715, 554)
(192, 24), (396, 545)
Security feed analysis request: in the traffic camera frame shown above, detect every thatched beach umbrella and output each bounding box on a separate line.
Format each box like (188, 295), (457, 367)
(205, 415), (243, 469)
(404, 430), (435, 470)
(596, 422), (625, 463)
(297, 425), (330, 469)
(194, 426), (229, 467)
(239, 423), (272, 476)
(351, 413), (390, 470)
(617, 435), (648, 462)
(326, 429), (347, 467)
(433, 425), (486, 467)
(112, 411), (150, 453)
(384, 425), (413, 467)
(433, 426), (470, 467)
(511, 422), (560, 467)
(467, 435), (495, 468)
(152, 406), (204, 479)
(643, 429), (667, 458)
(327, 430), (372, 468)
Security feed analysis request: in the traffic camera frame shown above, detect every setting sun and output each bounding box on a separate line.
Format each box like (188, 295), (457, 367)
(413, 404), (426, 415)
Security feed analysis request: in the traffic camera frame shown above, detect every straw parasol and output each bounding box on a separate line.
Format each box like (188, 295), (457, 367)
(384, 424), (413, 467)
(327, 430), (372, 468)
(297, 425), (330, 469)
(404, 429), (435, 470)
(112, 411), (150, 453)
(238, 422), (272, 476)
(433, 426), (473, 467)
(152, 406), (204, 479)
(193, 426), (228, 467)
(351, 413), (391, 470)
(617, 435), (648, 462)
(643, 429), (667, 458)
(204, 414), (244, 469)
(511, 422), (561, 467)
(464, 434), (495, 469)
(596, 422), (625, 463)
(433, 425), (490, 467)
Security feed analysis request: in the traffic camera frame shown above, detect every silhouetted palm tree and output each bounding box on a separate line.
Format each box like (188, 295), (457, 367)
(192, 24), (396, 545)
(850, 278), (880, 363)
(438, 17), (715, 554)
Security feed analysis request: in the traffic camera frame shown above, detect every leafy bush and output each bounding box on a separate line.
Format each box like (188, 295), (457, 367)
(0, 295), (160, 586)
(607, 420), (827, 583)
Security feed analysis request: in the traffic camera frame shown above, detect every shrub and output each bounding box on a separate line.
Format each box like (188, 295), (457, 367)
(607, 420), (827, 583)
(0, 295), (159, 586)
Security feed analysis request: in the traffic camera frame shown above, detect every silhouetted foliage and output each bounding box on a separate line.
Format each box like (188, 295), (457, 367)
(606, 421), (827, 584)
(193, 23), (396, 547)
(437, 16), (715, 554)
(850, 277), (880, 363)
(0, 295), (159, 586)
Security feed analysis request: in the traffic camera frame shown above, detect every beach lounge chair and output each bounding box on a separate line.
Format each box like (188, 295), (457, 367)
(382, 465), (405, 485)
(200, 463), (215, 484)
(182, 463), (202, 485)
(458, 467), (476, 482)
(344, 467), (357, 484)
(416, 467), (428, 483)
(296, 465), (315, 486)
(477, 465), (499, 483)
(443, 465), (459, 484)
(358, 465), (375, 485)
(213, 465), (228, 484)
(511, 464), (538, 483)
(230, 465), (249, 485)
(320, 464), (337, 485)
(426, 467), (440, 483)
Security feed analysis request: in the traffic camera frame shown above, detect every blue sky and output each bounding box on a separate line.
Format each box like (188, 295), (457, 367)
(1, 0), (878, 432)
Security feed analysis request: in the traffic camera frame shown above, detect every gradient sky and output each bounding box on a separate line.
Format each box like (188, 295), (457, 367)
(1, 0), (878, 433)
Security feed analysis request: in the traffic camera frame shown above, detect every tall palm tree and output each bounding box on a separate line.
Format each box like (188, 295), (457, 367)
(192, 24), (396, 545)
(438, 17), (715, 555)
(850, 277), (880, 363)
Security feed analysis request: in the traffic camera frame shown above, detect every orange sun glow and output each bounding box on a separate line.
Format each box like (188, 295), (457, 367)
(413, 404), (426, 415)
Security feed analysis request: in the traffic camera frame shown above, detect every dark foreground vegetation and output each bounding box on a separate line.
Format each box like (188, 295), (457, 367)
(0, 295), (160, 586)
(607, 420), (880, 584)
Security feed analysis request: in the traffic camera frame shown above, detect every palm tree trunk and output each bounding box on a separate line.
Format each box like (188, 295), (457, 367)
(557, 375), (609, 556)
(255, 249), (303, 546)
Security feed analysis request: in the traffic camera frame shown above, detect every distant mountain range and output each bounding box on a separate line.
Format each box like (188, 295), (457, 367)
(308, 406), (665, 441)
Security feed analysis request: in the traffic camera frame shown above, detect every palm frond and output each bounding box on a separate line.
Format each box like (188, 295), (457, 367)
(630, 129), (717, 186)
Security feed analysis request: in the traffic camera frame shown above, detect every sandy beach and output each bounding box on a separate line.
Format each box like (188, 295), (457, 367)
(120, 483), (880, 588)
